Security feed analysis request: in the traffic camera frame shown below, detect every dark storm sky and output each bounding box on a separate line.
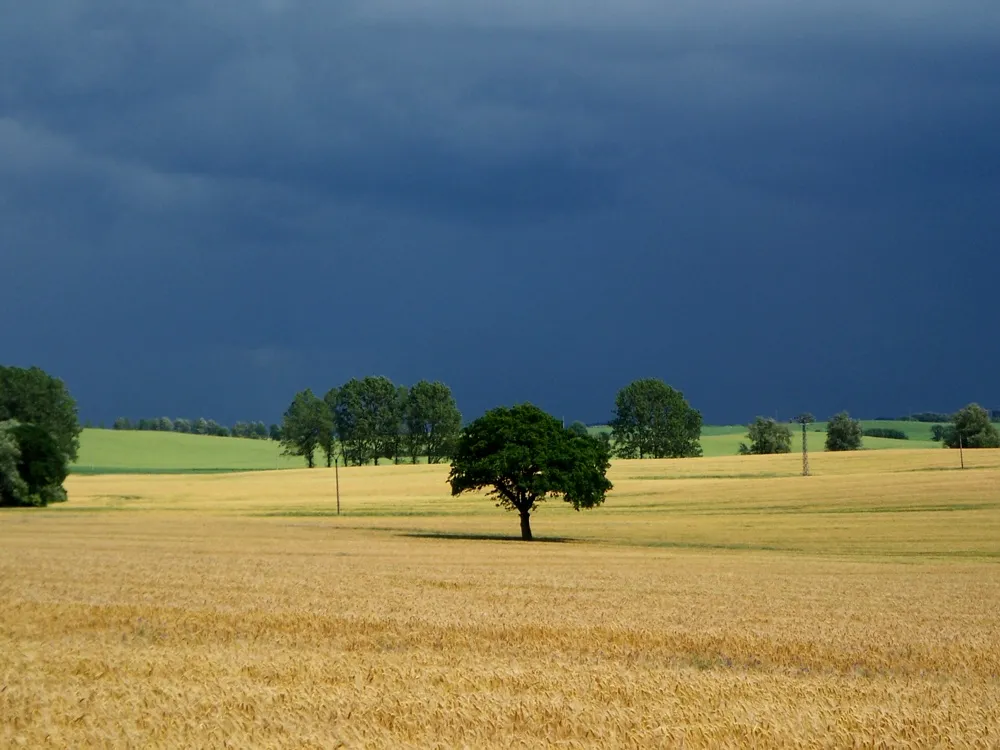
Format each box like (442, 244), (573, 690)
(3, 1), (999, 425)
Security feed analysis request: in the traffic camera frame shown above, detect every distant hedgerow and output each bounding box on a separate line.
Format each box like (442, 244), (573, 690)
(863, 428), (908, 440)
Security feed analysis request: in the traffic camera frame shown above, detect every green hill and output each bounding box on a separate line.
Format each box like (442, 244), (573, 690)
(73, 420), (948, 474)
(72, 430), (304, 474)
(593, 420), (944, 457)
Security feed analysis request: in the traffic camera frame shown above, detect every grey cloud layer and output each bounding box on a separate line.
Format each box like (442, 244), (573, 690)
(2, 0), (998, 421)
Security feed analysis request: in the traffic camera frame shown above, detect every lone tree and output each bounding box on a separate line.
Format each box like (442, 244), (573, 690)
(739, 417), (792, 455)
(280, 389), (332, 468)
(942, 403), (1000, 449)
(448, 403), (613, 541)
(793, 413), (815, 476)
(610, 379), (702, 459)
(825, 412), (863, 451)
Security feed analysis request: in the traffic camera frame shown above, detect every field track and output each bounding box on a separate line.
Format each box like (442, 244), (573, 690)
(4, 449), (1000, 747)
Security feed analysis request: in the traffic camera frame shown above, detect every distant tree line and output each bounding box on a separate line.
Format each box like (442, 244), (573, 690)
(863, 427), (908, 440)
(897, 409), (1000, 423)
(111, 416), (280, 440)
(897, 412), (953, 423)
(281, 377), (462, 467)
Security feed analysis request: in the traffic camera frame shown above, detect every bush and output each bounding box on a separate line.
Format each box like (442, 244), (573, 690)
(943, 404), (1000, 449)
(826, 412), (863, 451)
(863, 428), (908, 440)
(738, 417), (792, 455)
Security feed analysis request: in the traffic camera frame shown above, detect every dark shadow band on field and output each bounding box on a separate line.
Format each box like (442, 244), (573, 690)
(399, 531), (577, 544)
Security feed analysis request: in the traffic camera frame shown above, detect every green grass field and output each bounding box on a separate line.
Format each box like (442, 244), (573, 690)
(596, 420), (945, 457)
(74, 420), (949, 474)
(72, 429), (303, 474)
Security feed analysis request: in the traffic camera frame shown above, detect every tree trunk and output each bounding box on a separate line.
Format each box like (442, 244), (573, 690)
(519, 510), (533, 541)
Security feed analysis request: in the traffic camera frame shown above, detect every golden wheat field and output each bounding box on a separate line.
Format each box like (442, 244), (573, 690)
(3, 449), (1000, 748)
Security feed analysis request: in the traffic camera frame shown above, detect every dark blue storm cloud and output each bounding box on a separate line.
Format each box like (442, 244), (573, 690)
(2, 1), (998, 424)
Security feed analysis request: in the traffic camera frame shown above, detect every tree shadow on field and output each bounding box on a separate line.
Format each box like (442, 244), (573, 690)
(399, 531), (577, 544)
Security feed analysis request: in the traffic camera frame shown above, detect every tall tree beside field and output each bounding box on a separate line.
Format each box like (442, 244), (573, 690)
(391, 385), (409, 464)
(0, 424), (30, 506)
(280, 389), (332, 468)
(825, 412), (863, 451)
(0, 366), (81, 463)
(942, 403), (1000, 449)
(368, 377), (404, 465)
(7, 423), (68, 505)
(331, 377), (401, 465)
(739, 417), (792, 455)
(322, 388), (341, 467)
(610, 379), (702, 459)
(403, 380), (462, 464)
(449, 403), (612, 541)
(332, 380), (368, 465)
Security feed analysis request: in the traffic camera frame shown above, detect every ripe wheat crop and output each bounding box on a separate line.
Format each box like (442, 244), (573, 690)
(3, 449), (999, 747)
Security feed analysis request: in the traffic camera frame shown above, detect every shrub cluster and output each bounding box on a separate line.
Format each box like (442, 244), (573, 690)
(863, 428), (908, 440)
(111, 417), (278, 440)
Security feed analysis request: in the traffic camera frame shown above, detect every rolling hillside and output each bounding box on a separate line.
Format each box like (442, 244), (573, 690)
(74, 420), (951, 474)
(72, 429), (304, 474)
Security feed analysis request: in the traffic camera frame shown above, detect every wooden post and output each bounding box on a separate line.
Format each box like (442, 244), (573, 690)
(959, 433), (965, 470)
(335, 457), (341, 515)
(801, 422), (810, 477)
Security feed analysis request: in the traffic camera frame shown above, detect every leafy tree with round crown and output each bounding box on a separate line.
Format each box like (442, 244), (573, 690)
(449, 403), (612, 541)
(739, 417), (792, 455)
(825, 412), (863, 451)
(610, 379), (702, 459)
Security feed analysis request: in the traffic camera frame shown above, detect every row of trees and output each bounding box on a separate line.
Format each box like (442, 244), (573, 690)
(279, 376), (706, 468)
(897, 410), (1000, 423)
(738, 403), (1000, 455)
(739, 412), (864, 455)
(111, 416), (278, 440)
(0, 366), (80, 506)
(281, 378), (462, 467)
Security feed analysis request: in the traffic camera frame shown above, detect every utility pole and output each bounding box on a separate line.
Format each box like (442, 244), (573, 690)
(335, 456), (341, 515)
(794, 413), (815, 477)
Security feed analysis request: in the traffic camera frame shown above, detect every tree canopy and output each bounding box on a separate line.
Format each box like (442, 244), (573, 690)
(403, 381), (462, 464)
(610, 379), (702, 459)
(0, 424), (30, 507)
(739, 417), (792, 455)
(332, 376), (401, 466)
(280, 389), (332, 468)
(8, 422), (68, 505)
(825, 412), (863, 451)
(942, 403), (1000, 449)
(448, 403), (612, 540)
(0, 366), (81, 463)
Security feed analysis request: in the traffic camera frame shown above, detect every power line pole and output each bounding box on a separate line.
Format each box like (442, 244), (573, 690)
(335, 456), (341, 515)
(794, 413), (815, 477)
